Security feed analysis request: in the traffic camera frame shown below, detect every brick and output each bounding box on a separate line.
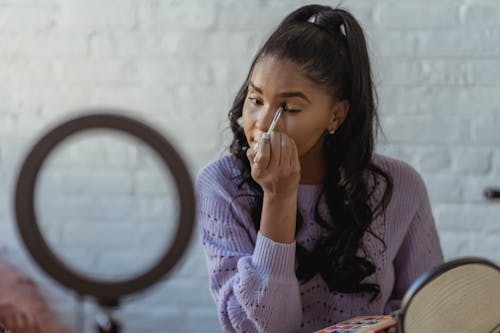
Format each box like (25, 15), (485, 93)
(133, 59), (212, 85)
(378, 86), (500, 116)
(472, 117), (500, 144)
(377, 86), (426, 115)
(434, 204), (500, 233)
(438, 230), (476, 260)
(35, 194), (137, 222)
(0, 33), (88, 56)
(474, 234), (500, 262)
(55, 58), (141, 85)
(89, 85), (180, 114)
(0, 59), (59, 84)
(415, 147), (452, 173)
(376, 144), (453, 174)
(213, 3), (286, 31)
(153, 114), (225, 145)
(137, 1), (216, 31)
(422, 59), (472, 86)
(0, 192), (8, 221)
(381, 115), (468, 144)
(89, 31), (179, 57)
(0, 216), (22, 249)
(133, 167), (179, 196)
(374, 2), (458, 28)
(56, 0), (137, 31)
(369, 29), (418, 57)
(56, 168), (134, 194)
(1, 57), (211, 85)
(89, 31), (249, 57)
(493, 151), (500, 174)
(421, 174), (463, 203)
(377, 59), (475, 87)
(460, 2), (500, 27)
(377, 60), (427, 86)
(0, 138), (32, 169)
(451, 147), (491, 174)
(0, 112), (48, 139)
(0, 3), (57, 31)
(464, 175), (500, 203)
(11, 86), (90, 116)
(203, 31), (260, 57)
(416, 29), (500, 57)
(163, 84), (235, 117)
(467, 59), (500, 85)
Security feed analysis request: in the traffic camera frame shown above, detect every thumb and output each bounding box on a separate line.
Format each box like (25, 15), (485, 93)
(246, 142), (258, 165)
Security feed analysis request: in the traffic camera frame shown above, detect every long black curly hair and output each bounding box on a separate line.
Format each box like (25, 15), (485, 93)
(228, 4), (393, 301)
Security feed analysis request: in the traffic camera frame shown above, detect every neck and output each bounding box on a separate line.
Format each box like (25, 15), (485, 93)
(299, 140), (326, 185)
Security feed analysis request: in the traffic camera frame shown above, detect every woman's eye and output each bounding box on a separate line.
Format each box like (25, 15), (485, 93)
(248, 97), (263, 106)
(283, 105), (301, 113)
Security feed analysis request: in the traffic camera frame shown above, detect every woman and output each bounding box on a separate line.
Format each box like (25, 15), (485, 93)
(196, 4), (443, 333)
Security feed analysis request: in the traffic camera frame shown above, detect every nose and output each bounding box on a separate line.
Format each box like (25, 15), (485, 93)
(255, 106), (280, 133)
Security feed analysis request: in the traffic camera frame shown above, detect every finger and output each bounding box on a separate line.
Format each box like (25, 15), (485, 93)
(254, 133), (271, 168)
(289, 137), (299, 169)
(267, 132), (281, 169)
(246, 144), (256, 165)
(279, 134), (291, 167)
(251, 141), (260, 164)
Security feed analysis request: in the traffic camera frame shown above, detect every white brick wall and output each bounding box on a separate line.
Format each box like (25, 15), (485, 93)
(0, 0), (499, 332)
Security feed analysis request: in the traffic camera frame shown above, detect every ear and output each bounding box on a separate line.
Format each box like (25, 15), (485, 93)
(327, 99), (350, 133)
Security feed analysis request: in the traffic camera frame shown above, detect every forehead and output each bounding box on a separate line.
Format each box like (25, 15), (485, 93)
(250, 55), (318, 92)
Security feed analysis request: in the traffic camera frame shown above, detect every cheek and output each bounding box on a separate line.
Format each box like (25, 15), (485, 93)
(241, 104), (253, 137)
(285, 119), (327, 155)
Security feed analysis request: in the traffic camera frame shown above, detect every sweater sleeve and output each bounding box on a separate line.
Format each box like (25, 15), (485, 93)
(196, 163), (302, 333)
(384, 171), (444, 313)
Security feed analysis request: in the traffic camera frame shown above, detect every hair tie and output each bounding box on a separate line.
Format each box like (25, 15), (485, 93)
(307, 13), (347, 38)
(307, 14), (318, 24)
(339, 23), (347, 37)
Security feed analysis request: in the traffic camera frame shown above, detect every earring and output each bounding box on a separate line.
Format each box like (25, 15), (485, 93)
(328, 129), (336, 135)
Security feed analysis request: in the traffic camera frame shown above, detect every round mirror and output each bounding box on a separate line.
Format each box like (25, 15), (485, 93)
(398, 258), (500, 333)
(15, 112), (195, 306)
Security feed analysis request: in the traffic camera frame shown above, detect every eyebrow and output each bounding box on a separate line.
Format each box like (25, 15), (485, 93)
(249, 81), (311, 104)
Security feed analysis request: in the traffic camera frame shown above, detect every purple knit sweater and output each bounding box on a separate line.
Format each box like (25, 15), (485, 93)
(196, 154), (443, 333)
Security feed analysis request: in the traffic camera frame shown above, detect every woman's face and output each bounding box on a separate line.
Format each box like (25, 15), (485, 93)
(242, 55), (348, 159)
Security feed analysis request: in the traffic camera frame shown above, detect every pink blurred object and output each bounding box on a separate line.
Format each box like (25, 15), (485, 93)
(0, 259), (69, 333)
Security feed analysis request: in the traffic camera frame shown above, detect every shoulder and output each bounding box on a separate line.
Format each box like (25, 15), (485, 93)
(196, 154), (243, 186)
(196, 155), (256, 235)
(196, 154), (246, 199)
(372, 154), (429, 205)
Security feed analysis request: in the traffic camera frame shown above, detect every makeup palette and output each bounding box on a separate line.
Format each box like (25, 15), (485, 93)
(314, 315), (396, 333)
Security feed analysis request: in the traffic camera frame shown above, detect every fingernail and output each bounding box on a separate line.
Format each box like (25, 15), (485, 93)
(262, 133), (270, 141)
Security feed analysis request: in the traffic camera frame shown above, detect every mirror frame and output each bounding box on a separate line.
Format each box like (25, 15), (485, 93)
(396, 257), (500, 333)
(14, 112), (195, 306)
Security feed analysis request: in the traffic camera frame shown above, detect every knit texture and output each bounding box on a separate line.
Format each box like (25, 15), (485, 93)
(196, 154), (443, 333)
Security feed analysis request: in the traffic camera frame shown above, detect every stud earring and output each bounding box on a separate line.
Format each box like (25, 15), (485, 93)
(328, 129), (336, 135)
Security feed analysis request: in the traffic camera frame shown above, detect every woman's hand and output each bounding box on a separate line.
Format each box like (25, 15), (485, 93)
(247, 132), (300, 196)
(246, 132), (301, 243)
